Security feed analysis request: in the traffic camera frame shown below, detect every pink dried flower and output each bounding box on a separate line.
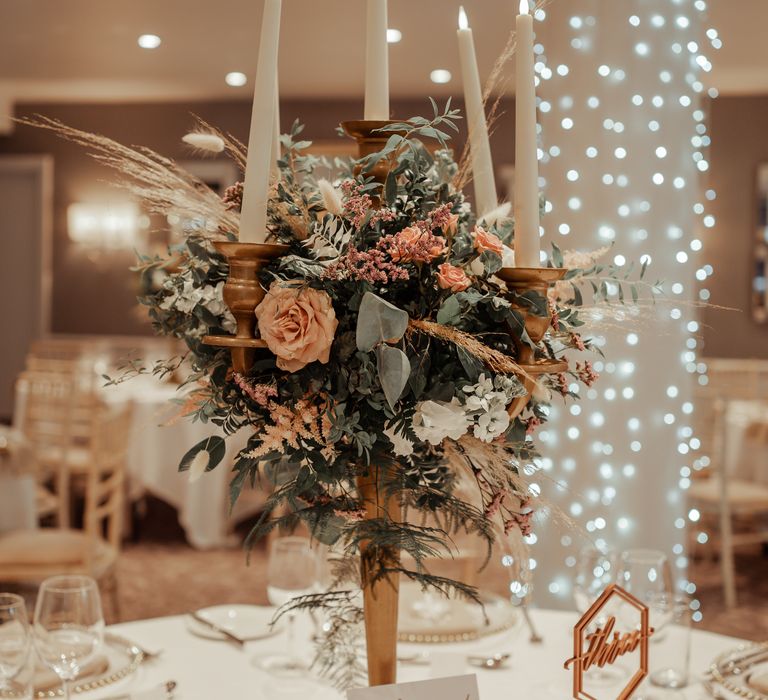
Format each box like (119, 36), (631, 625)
(575, 361), (599, 387)
(505, 498), (534, 536)
(380, 227), (446, 264)
(340, 179), (396, 230)
(555, 373), (570, 396)
(223, 182), (243, 212)
(549, 301), (561, 331)
(333, 508), (367, 522)
(324, 247), (410, 284)
(233, 373), (277, 407)
(426, 203), (459, 234)
(570, 333), (586, 352)
(484, 488), (508, 519)
(525, 416), (542, 435)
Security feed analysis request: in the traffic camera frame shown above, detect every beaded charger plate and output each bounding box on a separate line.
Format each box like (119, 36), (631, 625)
(708, 641), (768, 699)
(397, 582), (518, 644)
(32, 633), (144, 698)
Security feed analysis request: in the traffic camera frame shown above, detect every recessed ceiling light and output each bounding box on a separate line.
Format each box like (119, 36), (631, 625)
(225, 71), (248, 87)
(387, 28), (402, 43)
(137, 34), (161, 49)
(430, 69), (452, 84)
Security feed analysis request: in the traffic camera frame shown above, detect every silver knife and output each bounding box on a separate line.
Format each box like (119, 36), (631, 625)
(99, 680), (176, 700)
(190, 611), (245, 647)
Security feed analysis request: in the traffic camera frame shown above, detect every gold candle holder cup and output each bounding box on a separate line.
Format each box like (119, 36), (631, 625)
(495, 267), (570, 419)
(203, 240), (288, 374)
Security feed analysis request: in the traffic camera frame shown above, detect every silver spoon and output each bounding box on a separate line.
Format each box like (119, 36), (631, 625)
(467, 653), (511, 670)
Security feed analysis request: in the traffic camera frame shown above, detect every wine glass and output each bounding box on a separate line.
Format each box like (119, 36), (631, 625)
(0, 593), (31, 696)
(573, 547), (623, 686)
(34, 576), (105, 700)
(615, 550), (674, 700)
(258, 537), (318, 677)
(616, 549), (674, 630)
(573, 546), (616, 615)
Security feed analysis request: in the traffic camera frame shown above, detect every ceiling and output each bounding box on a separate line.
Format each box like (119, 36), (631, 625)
(0, 0), (765, 104)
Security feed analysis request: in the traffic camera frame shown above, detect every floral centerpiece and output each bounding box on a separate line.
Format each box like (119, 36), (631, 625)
(23, 105), (659, 689)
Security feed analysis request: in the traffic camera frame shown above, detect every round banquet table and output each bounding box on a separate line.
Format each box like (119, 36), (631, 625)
(79, 608), (741, 699)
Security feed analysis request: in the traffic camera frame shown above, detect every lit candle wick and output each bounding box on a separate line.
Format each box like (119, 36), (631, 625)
(520, 0), (530, 15)
(458, 6), (469, 30)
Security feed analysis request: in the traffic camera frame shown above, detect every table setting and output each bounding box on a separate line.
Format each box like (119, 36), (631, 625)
(2, 537), (766, 700)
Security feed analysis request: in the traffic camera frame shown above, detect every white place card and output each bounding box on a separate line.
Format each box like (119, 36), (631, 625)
(347, 674), (480, 700)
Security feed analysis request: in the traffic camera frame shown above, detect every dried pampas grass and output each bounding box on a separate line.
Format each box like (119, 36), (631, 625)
(317, 178), (344, 216)
(18, 115), (239, 239)
(182, 131), (225, 154)
(478, 201), (512, 227)
(190, 116), (248, 171)
(409, 318), (533, 381)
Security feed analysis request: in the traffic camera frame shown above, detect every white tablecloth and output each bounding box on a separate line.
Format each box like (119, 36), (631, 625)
(81, 609), (739, 699)
(6, 378), (264, 548)
(103, 378), (261, 549)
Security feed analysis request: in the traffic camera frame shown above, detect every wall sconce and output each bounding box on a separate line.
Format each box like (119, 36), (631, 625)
(67, 202), (142, 249)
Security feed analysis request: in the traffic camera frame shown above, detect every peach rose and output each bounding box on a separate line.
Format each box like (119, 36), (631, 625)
(436, 263), (471, 292)
(255, 282), (338, 372)
(388, 226), (422, 262)
(473, 226), (504, 256)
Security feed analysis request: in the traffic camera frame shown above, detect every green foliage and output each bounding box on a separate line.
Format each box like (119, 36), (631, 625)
(119, 102), (659, 690)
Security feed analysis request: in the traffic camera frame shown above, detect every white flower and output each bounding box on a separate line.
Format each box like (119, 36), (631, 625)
(412, 399), (471, 445)
(384, 426), (414, 457)
(532, 380), (552, 403)
(203, 281), (229, 317)
(501, 245), (515, 267)
(474, 406), (510, 442)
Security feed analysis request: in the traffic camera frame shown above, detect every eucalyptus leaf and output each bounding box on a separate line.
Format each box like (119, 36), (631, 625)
(178, 435), (226, 474)
(356, 292), (409, 352)
(376, 344), (411, 410)
(480, 250), (503, 275)
(436, 295), (461, 326)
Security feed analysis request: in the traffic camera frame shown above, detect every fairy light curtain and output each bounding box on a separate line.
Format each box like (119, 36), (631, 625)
(520, 0), (717, 611)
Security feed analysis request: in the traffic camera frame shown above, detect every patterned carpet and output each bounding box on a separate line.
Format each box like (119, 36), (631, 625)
(8, 497), (768, 641)
(114, 541), (768, 639)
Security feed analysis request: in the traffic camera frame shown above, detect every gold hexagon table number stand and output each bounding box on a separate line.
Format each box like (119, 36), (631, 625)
(564, 583), (654, 700)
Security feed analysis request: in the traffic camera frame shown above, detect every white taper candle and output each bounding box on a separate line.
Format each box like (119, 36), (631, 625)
(514, 0), (541, 267)
(239, 0), (282, 243)
(457, 6), (498, 219)
(271, 76), (281, 180)
(364, 0), (390, 120)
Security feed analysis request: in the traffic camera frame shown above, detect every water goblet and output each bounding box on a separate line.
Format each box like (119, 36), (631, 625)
(0, 594), (31, 699)
(34, 576), (105, 700)
(257, 537), (319, 677)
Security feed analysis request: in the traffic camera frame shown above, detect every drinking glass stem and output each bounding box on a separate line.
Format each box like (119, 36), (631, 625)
(287, 614), (295, 658)
(63, 679), (71, 700)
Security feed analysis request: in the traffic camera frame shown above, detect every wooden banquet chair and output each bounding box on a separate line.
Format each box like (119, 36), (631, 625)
(13, 368), (103, 526)
(688, 360), (768, 609)
(0, 382), (133, 620)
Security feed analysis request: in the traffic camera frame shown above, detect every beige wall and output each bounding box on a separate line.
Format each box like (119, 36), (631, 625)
(701, 96), (768, 358)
